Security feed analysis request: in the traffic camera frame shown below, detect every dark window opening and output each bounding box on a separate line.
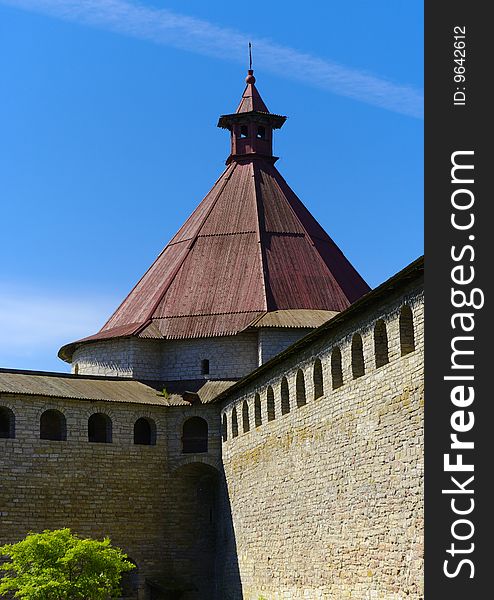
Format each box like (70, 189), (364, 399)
(88, 413), (112, 443)
(266, 386), (275, 421)
(313, 358), (324, 399)
(182, 417), (208, 453)
(352, 334), (365, 379)
(222, 413), (228, 442)
(256, 126), (266, 139)
(134, 417), (156, 445)
(254, 393), (262, 427)
(296, 370), (307, 407)
(239, 125), (248, 138)
(400, 305), (416, 355)
(281, 377), (290, 414)
(331, 347), (343, 389)
(40, 409), (66, 441)
(242, 400), (250, 433)
(201, 359), (210, 375)
(374, 320), (389, 368)
(232, 408), (239, 438)
(0, 407), (15, 439)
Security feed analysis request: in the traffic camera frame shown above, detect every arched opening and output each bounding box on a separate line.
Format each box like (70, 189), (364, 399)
(254, 393), (262, 427)
(296, 370), (306, 407)
(331, 347), (343, 389)
(40, 409), (66, 441)
(242, 401), (250, 433)
(222, 413), (228, 442)
(182, 417), (208, 453)
(0, 407), (15, 439)
(170, 463), (220, 599)
(374, 320), (389, 368)
(88, 413), (112, 443)
(231, 408), (239, 438)
(120, 559), (138, 599)
(281, 377), (290, 414)
(133, 417), (156, 445)
(313, 358), (324, 399)
(266, 386), (275, 421)
(400, 305), (416, 355)
(352, 334), (365, 379)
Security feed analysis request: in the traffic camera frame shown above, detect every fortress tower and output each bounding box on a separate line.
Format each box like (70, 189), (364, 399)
(1, 67), (423, 600)
(58, 70), (369, 385)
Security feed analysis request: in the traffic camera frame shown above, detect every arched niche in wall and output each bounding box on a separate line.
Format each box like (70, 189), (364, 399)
(0, 407), (15, 439)
(331, 347), (343, 389)
(88, 413), (112, 443)
(374, 319), (389, 368)
(182, 416), (208, 453)
(296, 370), (306, 407)
(313, 358), (324, 399)
(133, 417), (156, 445)
(40, 409), (66, 441)
(400, 305), (416, 355)
(281, 377), (290, 415)
(351, 334), (365, 379)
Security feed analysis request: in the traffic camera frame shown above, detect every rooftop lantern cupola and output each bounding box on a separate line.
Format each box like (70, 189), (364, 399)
(217, 69), (286, 164)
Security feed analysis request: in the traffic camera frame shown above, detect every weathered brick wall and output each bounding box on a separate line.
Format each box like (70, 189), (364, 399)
(0, 396), (223, 599)
(219, 281), (424, 600)
(72, 333), (259, 381)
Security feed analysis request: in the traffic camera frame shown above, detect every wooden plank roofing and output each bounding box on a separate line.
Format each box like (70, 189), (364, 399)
(59, 73), (370, 362)
(0, 369), (235, 406)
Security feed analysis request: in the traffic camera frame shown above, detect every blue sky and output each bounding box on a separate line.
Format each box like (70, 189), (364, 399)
(0, 1), (423, 372)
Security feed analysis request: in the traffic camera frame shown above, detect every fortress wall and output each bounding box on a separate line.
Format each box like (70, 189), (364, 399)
(72, 333), (259, 381)
(0, 396), (223, 599)
(219, 280), (424, 600)
(257, 328), (313, 365)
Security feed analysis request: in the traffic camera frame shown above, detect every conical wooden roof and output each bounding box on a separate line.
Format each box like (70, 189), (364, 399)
(59, 72), (369, 361)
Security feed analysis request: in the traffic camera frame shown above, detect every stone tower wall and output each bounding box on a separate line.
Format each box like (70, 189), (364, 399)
(72, 333), (259, 381)
(219, 279), (424, 600)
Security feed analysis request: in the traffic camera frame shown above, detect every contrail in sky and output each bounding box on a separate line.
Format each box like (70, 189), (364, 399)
(1, 0), (423, 118)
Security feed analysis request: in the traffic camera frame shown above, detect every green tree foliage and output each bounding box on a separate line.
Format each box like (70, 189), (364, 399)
(0, 528), (135, 600)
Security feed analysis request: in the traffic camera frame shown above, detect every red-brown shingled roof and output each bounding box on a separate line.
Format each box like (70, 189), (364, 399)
(59, 73), (369, 361)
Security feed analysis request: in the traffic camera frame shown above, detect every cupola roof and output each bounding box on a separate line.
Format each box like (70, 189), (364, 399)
(59, 70), (370, 362)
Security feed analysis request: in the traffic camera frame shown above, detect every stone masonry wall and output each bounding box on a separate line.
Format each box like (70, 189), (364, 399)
(0, 395), (223, 599)
(257, 329), (313, 365)
(219, 281), (424, 600)
(72, 333), (259, 381)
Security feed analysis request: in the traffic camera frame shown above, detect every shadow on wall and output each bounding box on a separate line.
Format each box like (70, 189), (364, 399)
(162, 462), (242, 600)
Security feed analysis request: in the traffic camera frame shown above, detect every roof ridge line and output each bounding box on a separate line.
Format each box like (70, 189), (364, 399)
(251, 161), (270, 312)
(134, 162), (239, 334)
(268, 163), (351, 302)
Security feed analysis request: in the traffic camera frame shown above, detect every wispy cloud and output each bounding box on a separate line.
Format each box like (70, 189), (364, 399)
(2, 0), (423, 118)
(0, 283), (116, 369)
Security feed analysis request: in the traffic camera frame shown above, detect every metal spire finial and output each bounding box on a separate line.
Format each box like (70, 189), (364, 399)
(249, 42), (252, 71)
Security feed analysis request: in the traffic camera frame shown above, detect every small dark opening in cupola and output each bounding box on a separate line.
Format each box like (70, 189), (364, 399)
(201, 359), (210, 375)
(256, 126), (266, 139)
(239, 125), (248, 138)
